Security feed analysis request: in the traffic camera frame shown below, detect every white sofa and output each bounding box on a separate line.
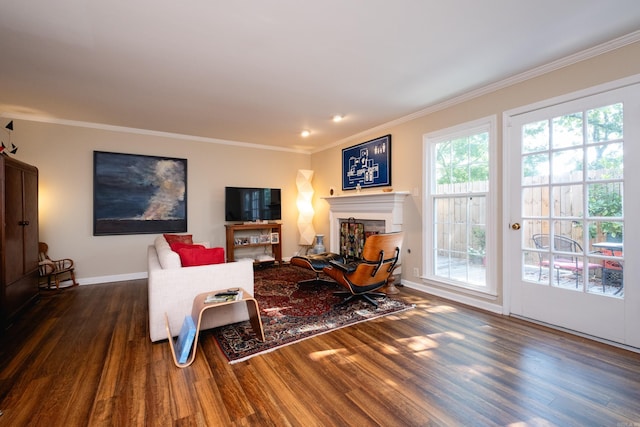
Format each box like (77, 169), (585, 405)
(147, 235), (254, 342)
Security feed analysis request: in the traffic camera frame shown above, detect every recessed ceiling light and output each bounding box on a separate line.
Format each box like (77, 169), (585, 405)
(332, 114), (344, 122)
(301, 129), (311, 137)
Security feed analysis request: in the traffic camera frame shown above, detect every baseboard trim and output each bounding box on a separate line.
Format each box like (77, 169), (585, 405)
(401, 279), (503, 314)
(510, 314), (640, 354)
(77, 272), (148, 286)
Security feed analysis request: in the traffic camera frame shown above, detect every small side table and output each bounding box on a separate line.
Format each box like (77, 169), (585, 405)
(381, 264), (402, 295)
(165, 287), (265, 368)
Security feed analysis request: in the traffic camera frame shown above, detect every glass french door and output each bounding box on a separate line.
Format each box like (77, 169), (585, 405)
(506, 82), (640, 348)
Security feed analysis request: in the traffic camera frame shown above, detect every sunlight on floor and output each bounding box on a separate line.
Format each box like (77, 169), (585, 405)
(458, 363), (496, 377)
(379, 312), (414, 322)
(378, 342), (401, 355)
(263, 305), (293, 316)
(397, 336), (440, 351)
(429, 331), (465, 340)
(426, 305), (459, 313)
(397, 331), (466, 352)
(308, 348), (348, 361)
(297, 323), (325, 333)
(507, 419), (550, 427)
(384, 378), (399, 387)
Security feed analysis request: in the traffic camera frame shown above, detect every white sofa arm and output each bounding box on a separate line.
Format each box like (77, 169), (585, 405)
(147, 245), (255, 342)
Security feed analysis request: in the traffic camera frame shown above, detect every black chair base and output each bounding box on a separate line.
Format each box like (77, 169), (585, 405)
(333, 291), (386, 308)
(298, 275), (336, 287)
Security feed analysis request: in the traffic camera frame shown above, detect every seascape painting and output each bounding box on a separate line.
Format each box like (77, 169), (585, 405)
(93, 151), (187, 235)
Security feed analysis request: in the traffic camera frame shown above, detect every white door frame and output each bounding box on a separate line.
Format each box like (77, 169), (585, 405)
(502, 74), (640, 349)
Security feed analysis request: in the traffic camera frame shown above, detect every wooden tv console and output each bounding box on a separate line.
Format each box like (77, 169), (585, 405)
(225, 223), (282, 265)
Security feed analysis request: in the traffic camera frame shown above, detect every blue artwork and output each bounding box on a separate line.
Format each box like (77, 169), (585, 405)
(342, 134), (391, 190)
(93, 151), (187, 235)
(174, 315), (196, 364)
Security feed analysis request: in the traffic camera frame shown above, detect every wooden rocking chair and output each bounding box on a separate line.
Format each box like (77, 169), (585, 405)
(38, 242), (78, 289)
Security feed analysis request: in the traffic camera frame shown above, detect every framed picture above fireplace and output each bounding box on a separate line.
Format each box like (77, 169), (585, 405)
(342, 134), (391, 190)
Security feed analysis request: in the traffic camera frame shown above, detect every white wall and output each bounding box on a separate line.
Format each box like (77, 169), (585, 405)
(12, 121), (310, 284)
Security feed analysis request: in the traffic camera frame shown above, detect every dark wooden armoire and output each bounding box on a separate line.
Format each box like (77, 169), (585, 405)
(0, 155), (39, 329)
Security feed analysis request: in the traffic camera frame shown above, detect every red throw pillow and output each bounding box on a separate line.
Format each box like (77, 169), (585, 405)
(177, 247), (225, 267)
(163, 234), (193, 245)
(169, 242), (205, 252)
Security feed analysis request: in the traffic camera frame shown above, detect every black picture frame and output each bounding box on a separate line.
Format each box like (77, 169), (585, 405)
(342, 134), (391, 190)
(93, 151), (187, 235)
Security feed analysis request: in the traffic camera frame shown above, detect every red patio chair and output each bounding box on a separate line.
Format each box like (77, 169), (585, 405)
(532, 234), (601, 288)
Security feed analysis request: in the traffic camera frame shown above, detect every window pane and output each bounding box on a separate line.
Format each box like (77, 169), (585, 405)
(434, 142), (451, 194)
(469, 196), (486, 264)
(588, 220), (623, 245)
(523, 250), (550, 286)
(552, 112), (583, 148)
(435, 166), (450, 193)
(587, 103), (623, 143)
(552, 184), (583, 218)
(551, 220), (583, 246)
(551, 148), (582, 183)
(522, 220), (550, 249)
(435, 225), (450, 252)
(450, 137), (471, 193)
(434, 134), (488, 195)
(452, 221), (467, 254)
(522, 187), (549, 217)
(429, 123), (490, 290)
(435, 198), (452, 251)
(587, 143), (623, 181)
(588, 182), (623, 218)
(523, 120), (549, 153)
(522, 153), (549, 185)
(469, 167), (489, 192)
(433, 195), (486, 285)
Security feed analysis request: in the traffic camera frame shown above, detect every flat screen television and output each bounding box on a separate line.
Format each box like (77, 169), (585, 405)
(225, 187), (282, 222)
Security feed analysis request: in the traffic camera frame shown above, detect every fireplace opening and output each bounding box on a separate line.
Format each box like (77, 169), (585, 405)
(338, 218), (385, 259)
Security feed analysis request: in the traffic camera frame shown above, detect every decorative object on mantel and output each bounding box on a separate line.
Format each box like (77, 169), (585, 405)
(0, 121), (18, 155)
(342, 134), (391, 190)
(312, 234), (325, 254)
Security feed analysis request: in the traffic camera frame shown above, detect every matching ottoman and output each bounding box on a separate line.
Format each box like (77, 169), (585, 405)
(290, 252), (345, 286)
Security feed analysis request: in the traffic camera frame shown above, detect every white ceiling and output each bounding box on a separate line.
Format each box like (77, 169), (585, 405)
(1, 1), (640, 153)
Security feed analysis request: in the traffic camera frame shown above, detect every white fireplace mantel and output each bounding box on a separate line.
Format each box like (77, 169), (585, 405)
(321, 191), (409, 253)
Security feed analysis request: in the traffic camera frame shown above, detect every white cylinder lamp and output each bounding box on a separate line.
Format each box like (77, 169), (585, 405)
(296, 169), (316, 246)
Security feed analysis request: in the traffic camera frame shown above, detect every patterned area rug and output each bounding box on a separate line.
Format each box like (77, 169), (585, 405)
(210, 265), (414, 363)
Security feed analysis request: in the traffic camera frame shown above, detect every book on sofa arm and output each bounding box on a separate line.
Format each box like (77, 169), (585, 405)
(174, 315), (197, 364)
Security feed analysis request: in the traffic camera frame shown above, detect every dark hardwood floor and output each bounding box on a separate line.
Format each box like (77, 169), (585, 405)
(1, 279), (639, 426)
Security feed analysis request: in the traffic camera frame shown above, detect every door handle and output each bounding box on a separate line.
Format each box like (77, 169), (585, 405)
(18, 220), (30, 226)
(511, 223), (521, 230)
